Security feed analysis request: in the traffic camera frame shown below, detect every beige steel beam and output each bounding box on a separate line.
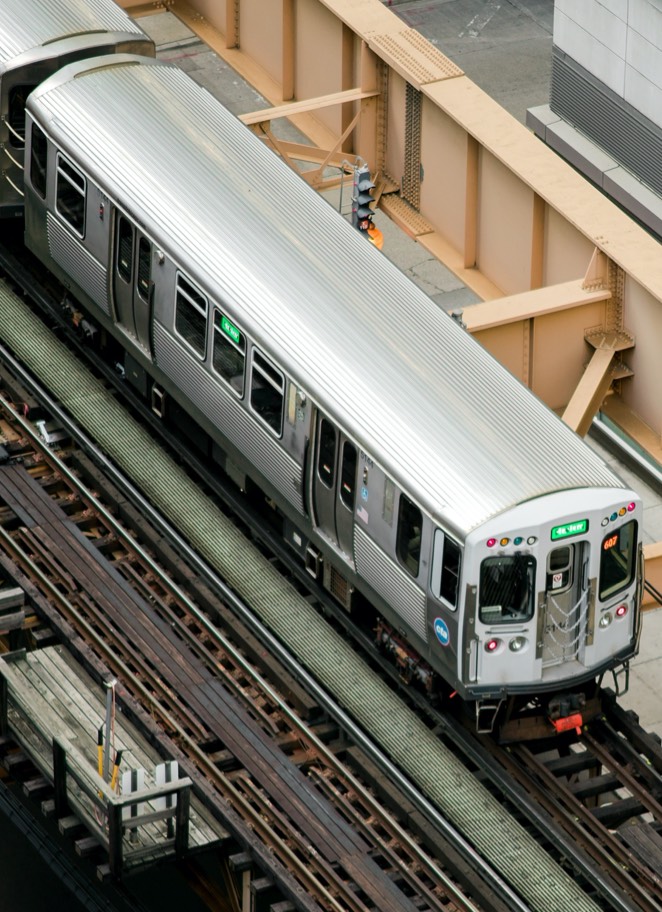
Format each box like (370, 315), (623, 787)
(462, 280), (612, 333)
(240, 88), (379, 125)
(643, 544), (662, 609)
(562, 347), (622, 438)
(118, 0), (662, 500)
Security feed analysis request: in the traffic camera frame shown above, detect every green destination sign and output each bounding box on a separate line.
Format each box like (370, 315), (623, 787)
(220, 315), (241, 345)
(550, 519), (588, 541)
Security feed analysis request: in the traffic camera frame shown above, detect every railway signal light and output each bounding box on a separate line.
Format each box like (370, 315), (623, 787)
(352, 164), (383, 248)
(352, 164), (375, 231)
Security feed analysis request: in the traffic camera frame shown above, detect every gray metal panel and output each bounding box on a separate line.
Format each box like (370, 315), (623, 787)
(29, 57), (625, 537)
(551, 48), (662, 199)
(355, 526), (427, 642)
(154, 323), (305, 515)
(0, 0), (148, 69)
(47, 213), (109, 316)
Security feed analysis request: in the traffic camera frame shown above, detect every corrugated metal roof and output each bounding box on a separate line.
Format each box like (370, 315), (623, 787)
(28, 57), (626, 536)
(0, 0), (146, 68)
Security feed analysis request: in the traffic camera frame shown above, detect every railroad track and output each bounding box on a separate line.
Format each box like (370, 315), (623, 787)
(475, 699), (662, 911)
(0, 371), (507, 912)
(1, 248), (661, 912)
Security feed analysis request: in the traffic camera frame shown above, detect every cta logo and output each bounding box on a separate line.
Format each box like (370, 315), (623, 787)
(434, 617), (450, 647)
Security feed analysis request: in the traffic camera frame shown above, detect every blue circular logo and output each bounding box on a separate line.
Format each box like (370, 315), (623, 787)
(434, 617), (450, 647)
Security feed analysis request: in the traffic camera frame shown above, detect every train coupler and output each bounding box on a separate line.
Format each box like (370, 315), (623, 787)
(548, 691), (586, 735)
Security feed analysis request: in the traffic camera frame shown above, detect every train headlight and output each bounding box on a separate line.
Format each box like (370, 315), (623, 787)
(599, 613), (613, 629)
(485, 638), (501, 653)
(615, 604), (628, 619)
(509, 636), (527, 652)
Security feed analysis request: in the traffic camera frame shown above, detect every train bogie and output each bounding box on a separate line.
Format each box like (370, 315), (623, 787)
(22, 54), (643, 734)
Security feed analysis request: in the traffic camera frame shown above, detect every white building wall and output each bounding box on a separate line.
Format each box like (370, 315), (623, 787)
(554, 0), (662, 129)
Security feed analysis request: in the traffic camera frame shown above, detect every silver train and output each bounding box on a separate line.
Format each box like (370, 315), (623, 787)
(0, 0), (154, 219)
(18, 53), (643, 735)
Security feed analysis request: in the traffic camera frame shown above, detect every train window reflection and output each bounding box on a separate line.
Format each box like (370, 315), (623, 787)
(340, 441), (357, 509)
(56, 154), (85, 237)
(213, 311), (245, 395)
(250, 349), (284, 436)
(116, 216), (134, 283)
(599, 520), (637, 600)
(317, 419), (336, 488)
(397, 494), (422, 578)
(479, 554), (536, 624)
(431, 530), (461, 609)
(137, 237), (151, 301)
(175, 273), (207, 357)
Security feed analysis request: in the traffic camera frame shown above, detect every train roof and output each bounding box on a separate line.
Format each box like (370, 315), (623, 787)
(27, 55), (627, 537)
(0, 0), (148, 70)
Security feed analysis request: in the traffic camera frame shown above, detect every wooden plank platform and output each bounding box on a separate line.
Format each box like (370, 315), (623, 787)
(0, 463), (419, 912)
(0, 645), (226, 879)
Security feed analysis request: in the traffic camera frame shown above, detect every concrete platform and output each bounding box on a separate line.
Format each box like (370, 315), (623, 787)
(620, 605), (662, 737)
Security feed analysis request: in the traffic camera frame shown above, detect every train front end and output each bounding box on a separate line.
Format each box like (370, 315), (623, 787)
(459, 486), (642, 736)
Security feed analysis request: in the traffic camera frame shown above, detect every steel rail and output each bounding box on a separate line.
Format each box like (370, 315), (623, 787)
(0, 388), (488, 912)
(0, 337), (530, 912)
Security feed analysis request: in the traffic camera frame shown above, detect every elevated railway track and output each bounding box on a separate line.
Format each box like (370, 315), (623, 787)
(0, 239), (662, 911)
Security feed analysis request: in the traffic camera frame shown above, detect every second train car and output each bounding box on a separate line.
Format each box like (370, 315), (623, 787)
(0, 0), (154, 218)
(21, 54), (643, 736)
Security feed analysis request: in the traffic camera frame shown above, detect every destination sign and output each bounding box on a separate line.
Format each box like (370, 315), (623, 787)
(550, 519), (588, 541)
(219, 314), (242, 345)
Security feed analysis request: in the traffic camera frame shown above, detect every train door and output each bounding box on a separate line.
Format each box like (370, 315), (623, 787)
(113, 213), (152, 351)
(312, 414), (357, 558)
(540, 542), (589, 666)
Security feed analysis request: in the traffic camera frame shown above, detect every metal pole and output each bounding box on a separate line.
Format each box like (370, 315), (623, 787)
(103, 679), (116, 781)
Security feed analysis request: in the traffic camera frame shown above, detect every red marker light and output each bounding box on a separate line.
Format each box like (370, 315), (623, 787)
(485, 638), (500, 653)
(627, 502), (636, 512)
(486, 538), (497, 548)
(616, 604), (628, 618)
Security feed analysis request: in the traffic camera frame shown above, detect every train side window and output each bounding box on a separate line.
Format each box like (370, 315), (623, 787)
(30, 123), (48, 199)
(250, 350), (284, 436)
(8, 85), (33, 148)
(317, 419), (336, 488)
(116, 216), (134, 284)
(340, 441), (357, 509)
(56, 154), (86, 237)
(137, 237), (152, 301)
(213, 311), (245, 396)
(397, 494), (422, 577)
(175, 273), (207, 357)
(431, 530), (461, 609)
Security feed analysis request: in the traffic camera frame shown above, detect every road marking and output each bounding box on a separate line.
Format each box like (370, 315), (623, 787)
(459, 2), (502, 38)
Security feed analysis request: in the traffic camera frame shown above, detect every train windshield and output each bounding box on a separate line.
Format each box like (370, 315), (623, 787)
(599, 520), (638, 600)
(479, 554), (536, 624)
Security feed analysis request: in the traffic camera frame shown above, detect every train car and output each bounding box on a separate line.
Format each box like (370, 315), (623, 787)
(0, 0), (154, 219)
(21, 55), (643, 736)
